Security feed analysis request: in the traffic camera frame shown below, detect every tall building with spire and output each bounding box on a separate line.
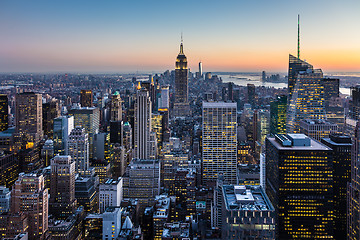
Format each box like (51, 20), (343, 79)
(173, 40), (190, 117)
(286, 16), (326, 133)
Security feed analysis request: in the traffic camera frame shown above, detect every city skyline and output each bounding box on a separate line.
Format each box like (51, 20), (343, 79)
(1, 0), (360, 73)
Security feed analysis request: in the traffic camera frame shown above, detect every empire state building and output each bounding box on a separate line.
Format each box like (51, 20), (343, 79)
(173, 41), (190, 117)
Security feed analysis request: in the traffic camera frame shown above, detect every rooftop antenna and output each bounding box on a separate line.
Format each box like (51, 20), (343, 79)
(181, 31), (183, 43)
(297, 14), (300, 59)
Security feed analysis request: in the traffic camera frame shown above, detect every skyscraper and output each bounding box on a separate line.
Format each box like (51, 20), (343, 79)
(270, 95), (287, 135)
(247, 83), (255, 106)
(110, 92), (122, 122)
(202, 101), (237, 185)
(286, 67), (326, 133)
(80, 90), (93, 107)
(50, 155), (77, 219)
(0, 94), (8, 132)
(15, 92), (43, 146)
(173, 41), (190, 117)
(321, 134), (351, 239)
(256, 109), (270, 146)
(53, 115), (74, 155)
(68, 107), (100, 159)
(42, 99), (60, 139)
(266, 134), (333, 239)
(323, 78), (340, 101)
(287, 54), (313, 99)
(109, 92), (123, 145)
(347, 122), (360, 240)
(134, 87), (152, 159)
(350, 85), (360, 120)
(67, 126), (89, 173)
(11, 173), (49, 240)
(158, 85), (170, 111)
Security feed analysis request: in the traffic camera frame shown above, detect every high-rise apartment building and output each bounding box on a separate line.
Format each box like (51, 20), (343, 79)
(286, 67), (326, 133)
(11, 173), (48, 240)
(270, 95), (287, 135)
(134, 87), (152, 159)
(15, 92), (43, 146)
(80, 90), (93, 107)
(0, 94), (9, 132)
(266, 134), (333, 239)
(173, 41), (190, 117)
(202, 101), (237, 185)
(321, 134), (351, 239)
(67, 126), (89, 173)
(53, 115), (74, 155)
(50, 155), (77, 219)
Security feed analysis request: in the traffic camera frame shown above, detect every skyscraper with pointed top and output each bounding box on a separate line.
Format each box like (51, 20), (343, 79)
(173, 39), (190, 117)
(286, 15), (326, 133)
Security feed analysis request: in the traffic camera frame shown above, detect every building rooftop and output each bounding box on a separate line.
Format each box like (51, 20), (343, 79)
(270, 134), (331, 150)
(153, 195), (170, 219)
(301, 119), (337, 126)
(222, 185), (274, 212)
(162, 222), (190, 238)
(0, 127), (15, 138)
(322, 134), (352, 146)
(203, 101), (237, 108)
(102, 178), (122, 185)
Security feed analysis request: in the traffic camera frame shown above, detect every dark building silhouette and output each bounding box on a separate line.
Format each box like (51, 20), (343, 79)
(42, 99), (60, 139)
(266, 134), (333, 239)
(247, 83), (255, 106)
(80, 90), (93, 107)
(348, 122), (360, 240)
(321, 134), (351, 239)
(323, 78), (340, 101)
(350, 85), (360, 120)
(0, 94), (8, 132)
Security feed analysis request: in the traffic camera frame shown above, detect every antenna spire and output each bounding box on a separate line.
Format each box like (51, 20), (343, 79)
(297, 14), (300, 59)
(180, 32), (184, 54)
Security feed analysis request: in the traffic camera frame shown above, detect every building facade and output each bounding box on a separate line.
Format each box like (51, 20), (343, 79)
(266, 134), (333, 239)
(202, 101), (237, 185)
(50, 155), (77, 219)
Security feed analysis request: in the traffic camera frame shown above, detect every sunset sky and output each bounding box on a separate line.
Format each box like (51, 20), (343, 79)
(1, 0), (360, 73)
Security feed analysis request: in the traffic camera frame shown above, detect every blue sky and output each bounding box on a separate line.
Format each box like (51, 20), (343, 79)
(0, 0), (360, 72)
